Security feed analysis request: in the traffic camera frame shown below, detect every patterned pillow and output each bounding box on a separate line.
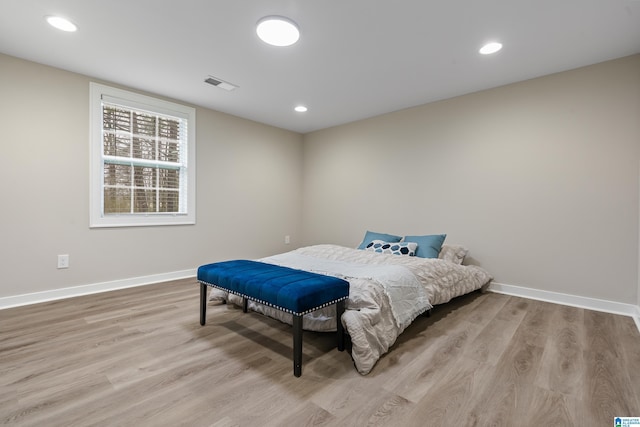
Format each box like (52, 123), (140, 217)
(357, 230), (402, 250)
(365, 240), (418, 256)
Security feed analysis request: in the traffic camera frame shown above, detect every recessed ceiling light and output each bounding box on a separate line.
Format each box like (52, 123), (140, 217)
(479, 42), (502, 55)
(294, 105), (308, 113)
(46, 16), (77, 32)
(256, 16), (300, 47)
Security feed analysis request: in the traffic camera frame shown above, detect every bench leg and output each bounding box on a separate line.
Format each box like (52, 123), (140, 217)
(336, 300), (346, 351)
(242, 297), (248, 313)
(293, 314), (303, 377)
(200, 283), (207, 326)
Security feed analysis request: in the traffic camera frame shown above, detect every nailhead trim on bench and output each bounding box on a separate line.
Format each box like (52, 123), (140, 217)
(199, 280), (349, 316)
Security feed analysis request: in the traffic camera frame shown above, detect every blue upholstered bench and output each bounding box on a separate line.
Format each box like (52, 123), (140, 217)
(197, 260), (350, 377)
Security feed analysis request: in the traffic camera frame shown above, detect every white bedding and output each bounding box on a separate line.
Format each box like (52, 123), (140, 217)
(209, 244), (493, 375)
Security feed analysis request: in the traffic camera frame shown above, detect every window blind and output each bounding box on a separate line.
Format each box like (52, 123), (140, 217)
(101, 101), (188, 215)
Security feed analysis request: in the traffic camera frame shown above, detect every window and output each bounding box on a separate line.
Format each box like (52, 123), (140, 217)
(90, 83), (196, 227)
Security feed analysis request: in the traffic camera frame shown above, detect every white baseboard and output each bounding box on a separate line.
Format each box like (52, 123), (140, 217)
(3, 275), (639, 335)
(489, 282), (640, 333)
(0, 269), (197, 310)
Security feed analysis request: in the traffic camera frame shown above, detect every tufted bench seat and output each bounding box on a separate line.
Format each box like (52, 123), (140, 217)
(197, 260), (350, 377)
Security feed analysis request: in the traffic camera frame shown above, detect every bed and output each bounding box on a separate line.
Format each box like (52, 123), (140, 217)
(208, 234), (493, 375)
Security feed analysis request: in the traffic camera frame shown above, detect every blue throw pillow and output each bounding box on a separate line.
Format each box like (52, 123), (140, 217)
(357, 230), (402, 250)
(402, 234), (446, 258)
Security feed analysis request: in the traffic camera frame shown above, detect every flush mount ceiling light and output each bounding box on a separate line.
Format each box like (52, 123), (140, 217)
(294, 105), (308, 113)
(45, 15), (77, 32)
(479, 42), (503, 55)
(256, 16), (300, 47)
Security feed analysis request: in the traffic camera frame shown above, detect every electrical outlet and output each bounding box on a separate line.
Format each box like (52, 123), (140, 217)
(284, 235), (290, 245)
(57, 254), (69, 269)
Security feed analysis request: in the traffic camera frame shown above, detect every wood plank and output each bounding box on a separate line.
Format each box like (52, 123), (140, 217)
(1, 280), (639, 426)
(396, 356), (493, 425)
(582, 310), (640, 422)
(463, 295), (529, 365)
(534, 304), (585, 396)
(461, 299), (555, 426)
(525, 386), (577, 425)
(380, 293), (499, 402)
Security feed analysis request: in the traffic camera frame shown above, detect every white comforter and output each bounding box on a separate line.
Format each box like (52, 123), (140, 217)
(209, 244), (492, 374)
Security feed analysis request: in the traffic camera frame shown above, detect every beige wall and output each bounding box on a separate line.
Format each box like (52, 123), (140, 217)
(2, 52), (639, 307)
(0, 53), (303, 298)
(302, 55), (640, 304)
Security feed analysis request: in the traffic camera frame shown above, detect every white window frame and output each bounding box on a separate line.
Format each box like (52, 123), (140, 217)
(90, 82), (196, 227)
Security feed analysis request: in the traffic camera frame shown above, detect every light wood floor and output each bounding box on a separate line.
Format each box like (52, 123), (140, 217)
(1, 279), (639, 426)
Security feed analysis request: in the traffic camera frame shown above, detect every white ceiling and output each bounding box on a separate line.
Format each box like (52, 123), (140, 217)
(1, 0), (639, 134)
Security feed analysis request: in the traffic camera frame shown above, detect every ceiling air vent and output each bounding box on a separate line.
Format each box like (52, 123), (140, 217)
(204, 76), (238, 91)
